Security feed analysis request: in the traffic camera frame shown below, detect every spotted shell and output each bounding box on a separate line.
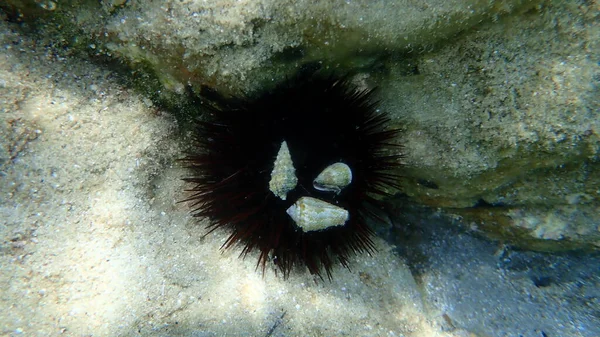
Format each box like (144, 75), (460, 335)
(269, 141), (297, 200)
(313, 162), (352, 194)
(286, 197), (349, 232)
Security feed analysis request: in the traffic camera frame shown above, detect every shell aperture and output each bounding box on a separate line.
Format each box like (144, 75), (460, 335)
(286, 197), (349, 232)
(313, 162), (352, 194)
(269, 140), (298, 200)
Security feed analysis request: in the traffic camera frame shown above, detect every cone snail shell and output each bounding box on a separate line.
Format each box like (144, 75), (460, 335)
(313, 162), (352, 194)
(286, 197), (349, 232)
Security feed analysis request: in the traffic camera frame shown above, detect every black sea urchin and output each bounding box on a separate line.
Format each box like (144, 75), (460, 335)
(181, 70), (402, 280)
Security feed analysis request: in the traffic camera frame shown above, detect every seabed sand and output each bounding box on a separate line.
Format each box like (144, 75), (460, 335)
(0, 22), (465, 337)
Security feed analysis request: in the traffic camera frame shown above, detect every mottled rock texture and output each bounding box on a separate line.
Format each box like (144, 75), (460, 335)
(2, 0), (538, 95)
(378, 1), (599, 250)
(2, 0), (597, 250)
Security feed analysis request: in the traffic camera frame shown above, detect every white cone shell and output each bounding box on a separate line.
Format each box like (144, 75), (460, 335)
(313, 162), (352, 194)
(269, 141), (297, 200)
(286, 197), (349, 232)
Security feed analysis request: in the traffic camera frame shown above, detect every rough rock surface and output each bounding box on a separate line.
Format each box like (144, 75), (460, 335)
(3, 0), (538, 95)
(3, 0), (597, 250)
(3, 0), (598, 249)
(377, 0), (599, 250)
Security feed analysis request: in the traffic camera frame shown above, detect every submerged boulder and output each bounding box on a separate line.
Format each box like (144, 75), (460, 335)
(2, 0), (539, 95)
(378, 1), (599, 250)
(2, 0), (597, 250)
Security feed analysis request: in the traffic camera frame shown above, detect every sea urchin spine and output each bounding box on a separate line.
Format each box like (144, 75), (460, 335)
(181, 70), (403, 280)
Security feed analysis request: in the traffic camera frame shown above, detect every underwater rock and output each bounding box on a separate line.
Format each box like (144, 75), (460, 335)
(0, 0), (539, 96)
(379, 1), (600, 250)
(6, 0), (597, 250)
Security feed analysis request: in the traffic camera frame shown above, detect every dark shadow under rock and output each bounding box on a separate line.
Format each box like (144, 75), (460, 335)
(379, 196), (600, 337)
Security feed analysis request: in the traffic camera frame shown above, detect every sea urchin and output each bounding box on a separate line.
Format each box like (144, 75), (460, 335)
(181, 70), (402, 280)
